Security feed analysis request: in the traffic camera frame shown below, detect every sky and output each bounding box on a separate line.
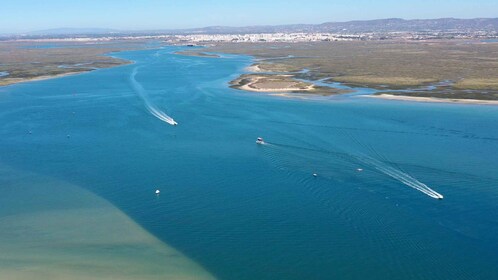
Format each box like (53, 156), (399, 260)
(1, 0), (497, 33)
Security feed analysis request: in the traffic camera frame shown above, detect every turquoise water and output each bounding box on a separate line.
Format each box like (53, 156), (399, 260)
(1, 46), (498, 279)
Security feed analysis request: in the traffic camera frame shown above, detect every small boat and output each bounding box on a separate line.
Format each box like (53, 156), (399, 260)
(256, 137), (265, 144)
(155, 189), (161, 195)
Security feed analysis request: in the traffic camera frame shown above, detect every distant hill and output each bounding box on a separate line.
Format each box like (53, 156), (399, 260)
(19, 18), (498, 37)
(316, 18), (498, 33)
(171, 18), (498, 34)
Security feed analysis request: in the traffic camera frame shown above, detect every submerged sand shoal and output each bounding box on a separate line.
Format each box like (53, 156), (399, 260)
(174, 51), (220, 58)
(0, 166), (216, 280)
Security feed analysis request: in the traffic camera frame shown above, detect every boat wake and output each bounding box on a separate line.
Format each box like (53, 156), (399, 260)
(130, 67), (177, 126)
(261, 134), (443, 200)
(354, 154), (443, 199)
(344, 132), (444, 200)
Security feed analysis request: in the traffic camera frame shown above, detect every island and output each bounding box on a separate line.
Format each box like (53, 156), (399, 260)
(208, 40), (498, 102)
(0, 40), (151, 87)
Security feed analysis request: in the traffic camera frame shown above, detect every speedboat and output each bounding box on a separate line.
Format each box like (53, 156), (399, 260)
(256, 137), (265, 144)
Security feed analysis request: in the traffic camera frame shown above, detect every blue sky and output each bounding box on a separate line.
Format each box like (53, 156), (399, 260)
(1, 0), (497, 33)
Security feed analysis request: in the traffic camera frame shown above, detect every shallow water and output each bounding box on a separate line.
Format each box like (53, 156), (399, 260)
(0, 165), (215, 280)
(1, 46), (498, 279)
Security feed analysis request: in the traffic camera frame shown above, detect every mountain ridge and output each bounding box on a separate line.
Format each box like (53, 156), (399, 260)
(24, 18), (498, 36)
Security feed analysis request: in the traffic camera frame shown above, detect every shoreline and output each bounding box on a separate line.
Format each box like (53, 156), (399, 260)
(234, 75), (316, 93)
(232, 64), (350, 95)
(207, 41), (498, 102)
(0, 40), (142, 88)
(3, 44), (498, 105)
(0, 59), (133, 87)
(245, 64), (263, 72)
(0, 71), (87, 87)
(369, 94), (498, 105)
(236, 63), (498, 104)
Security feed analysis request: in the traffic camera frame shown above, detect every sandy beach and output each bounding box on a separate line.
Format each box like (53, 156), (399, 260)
(235, 74), (315, 93)
(370, 93), (498, 105)
(245, 64), (263, 72)
(0, 72), (87, 87)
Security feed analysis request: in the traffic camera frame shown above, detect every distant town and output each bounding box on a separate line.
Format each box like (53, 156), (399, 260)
(166, 31), (498, 43)
(2, 30), (497, 44)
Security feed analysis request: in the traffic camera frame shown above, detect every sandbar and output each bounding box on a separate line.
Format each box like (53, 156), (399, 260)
(370, 94), (498, 105)
(0, 166), (216, 280)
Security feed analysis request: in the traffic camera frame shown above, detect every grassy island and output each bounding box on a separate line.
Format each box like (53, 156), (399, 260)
(209, 40), (498, 101)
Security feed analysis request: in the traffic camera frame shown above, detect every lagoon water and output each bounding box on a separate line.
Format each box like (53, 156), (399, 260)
(1, 46), (498, 279)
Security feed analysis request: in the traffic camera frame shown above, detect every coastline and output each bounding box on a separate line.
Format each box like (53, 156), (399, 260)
(245, 64), (263, 72)
(207, 41), (498, 102)
(370, 93), (498, 105)
(0, 40), (142, 88)
(231, 64), (350, 95)
(0, 71), (87, 87)
(0, 58), (134, 87)
(3, 43), (497, 105)
(234, 62), (498, 103)
(232, 74), (316, 93)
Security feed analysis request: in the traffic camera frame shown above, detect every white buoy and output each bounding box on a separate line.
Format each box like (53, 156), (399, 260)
(313, 173), (318, 177)
(155, 189), (160, 195)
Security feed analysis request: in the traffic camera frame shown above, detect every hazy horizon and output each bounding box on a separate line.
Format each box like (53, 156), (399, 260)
(3, 17), (498, 36)
(1, 0), (498, 33)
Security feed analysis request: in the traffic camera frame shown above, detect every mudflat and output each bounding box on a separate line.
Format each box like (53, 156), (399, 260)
(0, 41), (151, 86)
(209, 40), (498, 100)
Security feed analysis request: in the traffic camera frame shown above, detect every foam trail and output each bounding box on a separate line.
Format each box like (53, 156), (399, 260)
(356, 155), (443, 199)
(265, 138), (443, 199)
(130, 67), (178, 126)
